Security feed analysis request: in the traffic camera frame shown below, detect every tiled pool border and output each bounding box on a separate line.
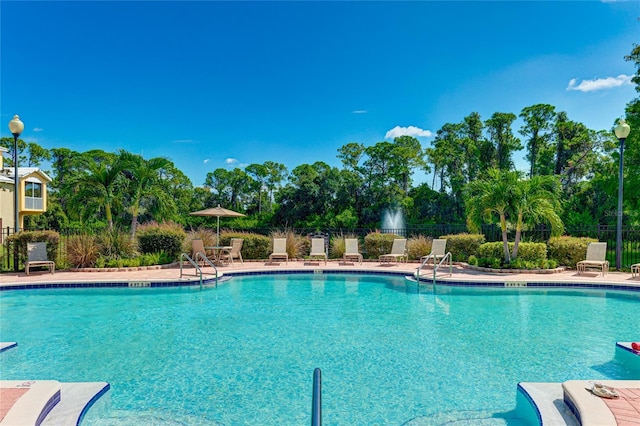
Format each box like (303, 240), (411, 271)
(1, 269), (640, 292)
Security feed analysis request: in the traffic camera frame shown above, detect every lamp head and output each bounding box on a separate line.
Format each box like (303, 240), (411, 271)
(614, 119), (630, 139)
(8, 115), (24, 136)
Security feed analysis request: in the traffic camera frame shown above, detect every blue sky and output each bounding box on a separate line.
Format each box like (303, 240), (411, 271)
(1, 1), (638, 187)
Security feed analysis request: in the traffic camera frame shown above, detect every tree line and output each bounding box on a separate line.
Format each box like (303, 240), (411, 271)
(2, 44), (638, 234)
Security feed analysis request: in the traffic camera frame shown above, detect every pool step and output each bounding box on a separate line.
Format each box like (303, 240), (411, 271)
(0, 380), (61, 426)
(0, 342), (17, 353)
(517, 382), (579, 426)
(40, 382), (110, 425)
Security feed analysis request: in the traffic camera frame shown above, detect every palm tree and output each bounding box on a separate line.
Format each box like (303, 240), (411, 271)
(511, 175), (564, 259)
(71, 161), (125, 229)
(118, 151), (171, 239)
(465, 169), (520, 263)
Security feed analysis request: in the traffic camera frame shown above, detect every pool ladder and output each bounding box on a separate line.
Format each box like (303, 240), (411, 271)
(416, 251), (452, 285)
(179, 252), (219, 289)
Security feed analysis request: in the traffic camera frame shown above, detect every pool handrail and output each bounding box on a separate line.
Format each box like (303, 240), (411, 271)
(416, 251), (452, 285)
(179, 252), (219, 289)
(311, 368), (322, 426)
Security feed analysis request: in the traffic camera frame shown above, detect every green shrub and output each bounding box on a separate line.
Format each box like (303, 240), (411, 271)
(66, 234), (100, 268)
(364, 232), (404, 259)
(140, 252), (168, 266)
(510, 258), (539, 270)
(407, 235), (432, 260)
(7, 230), (61, 265)
(136, 221), (186, 260)
(95, 256), (106, 268)
(439, 233), (485, 262)
(219, 231), (271, 260)
(547, 236), (598, 268)
(467, 255), (478, 266)
(478, 242), (547, 262)
(516, 242), (547, 261)
(98, 229), (136, 260)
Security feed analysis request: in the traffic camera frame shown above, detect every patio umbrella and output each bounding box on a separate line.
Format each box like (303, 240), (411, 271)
(190, 205), (246, 246)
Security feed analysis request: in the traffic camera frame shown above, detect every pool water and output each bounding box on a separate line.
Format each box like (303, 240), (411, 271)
(1, 274), (638, 425)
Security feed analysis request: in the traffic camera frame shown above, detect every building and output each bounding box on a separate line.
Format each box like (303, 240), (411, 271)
(0, 146), (52, 232)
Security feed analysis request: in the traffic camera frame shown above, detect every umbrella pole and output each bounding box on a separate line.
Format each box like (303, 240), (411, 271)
(217, 216), (220, 246)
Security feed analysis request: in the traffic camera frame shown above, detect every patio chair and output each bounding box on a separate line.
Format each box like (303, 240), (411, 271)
(379, 239), (407, 265)
(269, 238), (288, 264)
(632, 263), (639, 279)
(577, 242), (609, 276)
(25, 242), (55, 275)
(343, 238), (363, 265)
(191, 239), (215, 266)
(219, 238), (244, 267)
(308, 238), (327, 264)
(420, 239), (448, 266)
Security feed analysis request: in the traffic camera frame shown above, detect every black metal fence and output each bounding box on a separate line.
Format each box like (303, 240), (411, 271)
(2, 224), (639, 272)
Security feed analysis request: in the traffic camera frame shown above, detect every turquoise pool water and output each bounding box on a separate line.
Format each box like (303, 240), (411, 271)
(1, 274), (638, 425)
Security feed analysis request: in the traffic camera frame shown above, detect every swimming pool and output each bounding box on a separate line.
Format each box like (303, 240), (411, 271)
(1, 274), (638, 425)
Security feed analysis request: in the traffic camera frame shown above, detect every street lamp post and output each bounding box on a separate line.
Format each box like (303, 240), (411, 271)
(614, 119), (630, 270)
(8, 115), (24, 234)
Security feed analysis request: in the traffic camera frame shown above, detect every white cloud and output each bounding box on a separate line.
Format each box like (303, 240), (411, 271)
(33, 127), (44, 132)
(173, 139), (194, 143)
(203, 159), (210, 164)
(225, 158), (238, 165)
(385, 125), (433, 139)
(352, 110), (368, 114)
(567, 74), (632, 92)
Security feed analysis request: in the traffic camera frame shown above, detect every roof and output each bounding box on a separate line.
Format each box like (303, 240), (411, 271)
(0, 167), (52, 183)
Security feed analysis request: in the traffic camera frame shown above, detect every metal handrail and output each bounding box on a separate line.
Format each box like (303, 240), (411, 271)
(311, 368), (322, 426)
(180, 253), (219, 289)
(416, 251), (452, 285)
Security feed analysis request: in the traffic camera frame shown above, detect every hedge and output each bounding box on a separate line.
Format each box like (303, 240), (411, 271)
(6, 230), (61, 265)
(136, 222), (186, 260)
(547, 236), (598, 268)
(219, 231), (272, 260)
(364, 232), (404, 259)
(439, 233), (485, 262)
(478, 241), (547, 261)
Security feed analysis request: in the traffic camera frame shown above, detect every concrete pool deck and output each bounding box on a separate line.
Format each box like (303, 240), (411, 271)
(1, 260), (639, 289)
(1, 261), (639, 425)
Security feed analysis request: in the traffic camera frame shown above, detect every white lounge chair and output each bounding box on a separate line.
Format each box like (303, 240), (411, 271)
(631, 263), (639, 279)
(25, 242), (55, 275)
(577, 242), (609, 276)
(343, 238), (363, 265)
(420, 239), (448, 266)
(379, 239), (407, 265)
(308, 238), (327, 264)
(269, 238), (288, 264)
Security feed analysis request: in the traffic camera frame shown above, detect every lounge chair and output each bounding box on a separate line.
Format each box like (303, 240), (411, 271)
(577, 242), (609, 276)
(420, 239), (448, 266)
(631, 263), (639, 279)
(308, 238), (327, 264)
(343, 238), (363, 265)
(25, 242), (55, 275)
(269, 238), (288, 264)
(379, 238), (407, 265)
(219, 238), (244, 267)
